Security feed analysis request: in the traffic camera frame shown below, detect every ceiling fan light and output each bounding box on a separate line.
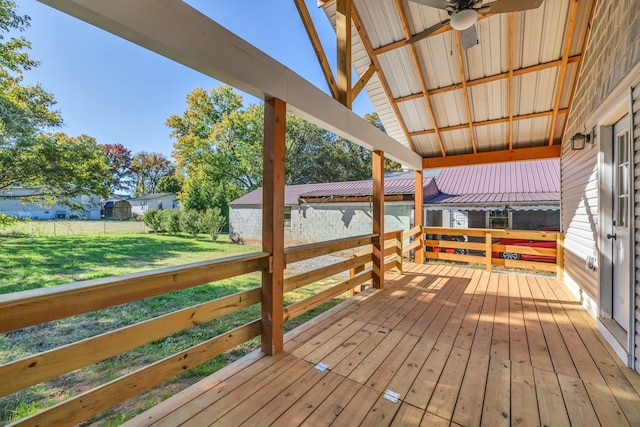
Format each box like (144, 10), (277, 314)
(450, 8), (478, 31)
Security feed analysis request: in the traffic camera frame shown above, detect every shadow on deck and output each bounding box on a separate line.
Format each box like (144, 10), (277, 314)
(125, 263), (640, 426)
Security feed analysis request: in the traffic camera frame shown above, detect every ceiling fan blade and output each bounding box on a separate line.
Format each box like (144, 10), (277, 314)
(408, 0), (454, 10)
(479, 0), (544, 14)
(406, 20), (450, 45)
(459, 25), (478, 49)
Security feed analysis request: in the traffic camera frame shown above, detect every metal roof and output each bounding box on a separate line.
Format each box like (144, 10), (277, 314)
(315, 0), (596, 167)
(426, 191), (559, 204)
(435, 158), (559, 194)
(230, 177), (438, 206)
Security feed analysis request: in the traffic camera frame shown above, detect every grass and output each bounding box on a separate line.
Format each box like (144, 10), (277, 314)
(0, 232), (349, 426)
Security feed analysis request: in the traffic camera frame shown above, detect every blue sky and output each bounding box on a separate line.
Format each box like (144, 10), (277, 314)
(16, 0), (374, 159)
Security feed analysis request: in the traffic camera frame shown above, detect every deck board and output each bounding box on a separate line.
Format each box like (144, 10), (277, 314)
(125, 264), (640, 427)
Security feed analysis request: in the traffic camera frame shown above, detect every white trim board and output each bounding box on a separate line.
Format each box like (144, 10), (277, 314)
(38, 0), (422, 170)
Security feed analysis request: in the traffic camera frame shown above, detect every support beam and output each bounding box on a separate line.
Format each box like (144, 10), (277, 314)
(336, 0), (352, 108)
(293, 0), (338, 99)
(548, 0), (579, 146)
(351, 63), (376, 104)
(372, 150), (385, 289)
(262, 98), (286, 355)
(410, 108), (569, 137)
(422, 145), (561, 169)
(414, 169), (424, 264)
(37, 0), (422, 169)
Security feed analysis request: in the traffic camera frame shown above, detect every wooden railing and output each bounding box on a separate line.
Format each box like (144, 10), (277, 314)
(0, 233), (398, 426)
(420, 226), (564, 278)
(0, 227), (561, 425)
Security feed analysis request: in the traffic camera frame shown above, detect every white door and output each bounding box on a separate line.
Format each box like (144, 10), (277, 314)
(611, 115), (631, 332)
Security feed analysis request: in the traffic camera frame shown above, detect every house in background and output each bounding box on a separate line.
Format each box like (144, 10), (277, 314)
(427, 159), (560, 230)
(128, 193), (179, 217)
(0, 187), (102, 220)
(230, 159), (560, 245)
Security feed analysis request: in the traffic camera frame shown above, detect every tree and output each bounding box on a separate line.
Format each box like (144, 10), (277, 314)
(102, 143), (132, 193)
(363, 112), (402, 172)
(157, 175), (182, 194)
(0, 1), (110, 207)
(131, 152), (174, 196)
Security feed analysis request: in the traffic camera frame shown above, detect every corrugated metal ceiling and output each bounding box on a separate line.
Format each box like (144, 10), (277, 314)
(317, 0), (595, 166)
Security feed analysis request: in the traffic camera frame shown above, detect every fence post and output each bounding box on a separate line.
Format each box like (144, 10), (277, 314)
(556, 232), (564, 282)
(396, 230), (403, 274)
(485, 232), (492, 272)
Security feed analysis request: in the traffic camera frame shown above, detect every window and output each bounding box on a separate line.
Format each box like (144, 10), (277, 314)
(284, 206), (292, 228)
(488, 210), (509, 229)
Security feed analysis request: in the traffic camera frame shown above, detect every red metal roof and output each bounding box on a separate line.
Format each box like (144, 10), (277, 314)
(229, 177), (438, 205)
(435, 159), (560, 195)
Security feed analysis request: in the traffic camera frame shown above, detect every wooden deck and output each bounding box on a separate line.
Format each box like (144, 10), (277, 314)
(125, 263), (640, 427)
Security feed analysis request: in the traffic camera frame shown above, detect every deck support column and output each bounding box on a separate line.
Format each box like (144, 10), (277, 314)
(372, 150), (384, 289)
(261, 97), (286, 355)
(336, 0), (352, 108)
(414, 169), (424, 263)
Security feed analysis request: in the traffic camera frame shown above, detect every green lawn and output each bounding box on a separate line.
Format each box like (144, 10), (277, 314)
(0, 233), (347, 425)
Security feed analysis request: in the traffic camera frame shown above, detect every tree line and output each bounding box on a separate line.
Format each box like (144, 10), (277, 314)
(0, 1), (400, 226)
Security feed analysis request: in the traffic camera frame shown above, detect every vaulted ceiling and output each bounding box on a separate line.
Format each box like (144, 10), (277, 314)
(295, 0), (597, 169)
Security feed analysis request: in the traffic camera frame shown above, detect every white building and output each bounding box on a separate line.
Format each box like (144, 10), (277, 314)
(128, 193), (180, 216)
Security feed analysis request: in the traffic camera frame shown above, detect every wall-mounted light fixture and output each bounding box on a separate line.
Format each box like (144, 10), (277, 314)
(571, 132), (591, 150)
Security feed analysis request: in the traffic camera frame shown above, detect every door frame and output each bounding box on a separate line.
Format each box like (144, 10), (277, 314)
(597, 94), (635, 367)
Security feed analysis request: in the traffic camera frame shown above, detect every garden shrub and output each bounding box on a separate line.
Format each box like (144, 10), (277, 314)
(181, 209), (201, 238)
(163, 210), (182, 235)
(141, 209), (165, 233)
(198, 207), (226, 242)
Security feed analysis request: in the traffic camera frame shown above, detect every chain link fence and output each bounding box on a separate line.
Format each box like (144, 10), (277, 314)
(4, 220), (149, 236)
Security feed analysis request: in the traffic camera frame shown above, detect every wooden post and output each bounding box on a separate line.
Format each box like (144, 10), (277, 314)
(556, 232), (564, 282)
(372, 150), (384, 288)
(396, 230), (403, 274)
(261, 97), (286, 355)
(336, 0), (352, 108)
(414, 169), (424, 263)
(485, 232), (492, 272)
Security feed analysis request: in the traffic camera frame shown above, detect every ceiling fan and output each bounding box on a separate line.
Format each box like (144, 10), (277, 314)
(407, 0), (544, 49)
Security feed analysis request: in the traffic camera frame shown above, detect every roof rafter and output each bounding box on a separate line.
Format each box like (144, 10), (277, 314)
(293, 0), (338, 99)
(561, 0), (598, 142)
(393, 55), (581, 103)
(548, 0), (579, 146)
(508, 13), (514, 150)
(350, 2), (417, 152)
(351, 64), (376, 104)
(410, 108), (569, 136)
(395, 0), (447, 157)
(422, 145), (561, 169)
(453, 30), (477, 154)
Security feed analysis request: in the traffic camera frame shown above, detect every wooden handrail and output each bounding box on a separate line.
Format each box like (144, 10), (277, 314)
(0, 288), (261, 398)
(0, 252), (269, 333)
(421, 226), (564, 278)
(284, 234), (375, 264)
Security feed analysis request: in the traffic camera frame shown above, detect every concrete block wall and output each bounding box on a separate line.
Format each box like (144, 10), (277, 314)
(229, 203), (411, 246)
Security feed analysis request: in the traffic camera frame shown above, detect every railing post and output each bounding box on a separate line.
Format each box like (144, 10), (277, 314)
(485, 232), (492, 272)
(414, 169), (424, 263)
(556, 232), (564, 282)
(372, 150), (385, 289)
(396, 230), (403, 273)
(261, 97), (286, 355)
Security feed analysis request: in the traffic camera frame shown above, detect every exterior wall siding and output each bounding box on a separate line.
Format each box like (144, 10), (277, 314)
(229, 203), (411, 246)
(562, 0), (640, 369)
(634, 85), (640, 369)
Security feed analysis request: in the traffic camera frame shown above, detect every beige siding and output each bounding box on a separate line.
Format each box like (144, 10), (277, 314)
(562, 0), (640, 369)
